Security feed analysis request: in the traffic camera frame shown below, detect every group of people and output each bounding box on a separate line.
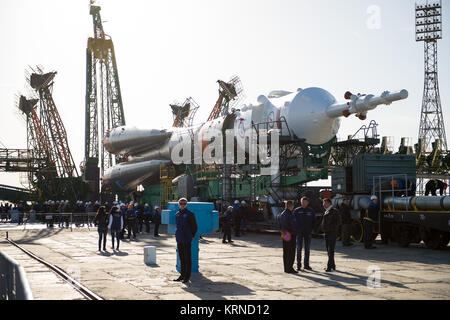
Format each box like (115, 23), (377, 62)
(219, 200), (251, 243)
(91, 202), (162, 251)
(279, 195), (380, 274)
(0, 202), (25, 223)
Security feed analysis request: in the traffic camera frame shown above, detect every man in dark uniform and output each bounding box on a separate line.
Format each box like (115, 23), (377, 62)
(120, 203), (128, 239)
(173, 198), (198, 284)
(425, 179), (448, 196)
(143, 204), (152, 234)
(293, 196), (315, 271)
(153, 206), (161, 237)
(17, 202), (24, 225)
(126, 204), (137, 239)
(279, 200), (297, 274)
(339, 198), (353, 246)
(63, 200), (71, 228)
(322, 198), (342, 272)
(364, 195), (379, 249)
(239, 201), (250, 236)
(136, 202), (144, 233)
(221, 206), (234, 244)
(232, 200), (241, 237)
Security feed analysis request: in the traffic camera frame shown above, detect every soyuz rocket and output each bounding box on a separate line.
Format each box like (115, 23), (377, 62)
(102, 86), (408, 191)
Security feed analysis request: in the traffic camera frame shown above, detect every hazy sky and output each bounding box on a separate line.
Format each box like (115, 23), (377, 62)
(1, 0), (449, 188)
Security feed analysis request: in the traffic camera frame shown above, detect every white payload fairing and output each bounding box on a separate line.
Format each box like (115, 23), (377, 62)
(102, 86), (408, 191)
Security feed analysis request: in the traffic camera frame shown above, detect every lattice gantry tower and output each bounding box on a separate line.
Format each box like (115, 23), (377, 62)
(85, 2), (126, 198)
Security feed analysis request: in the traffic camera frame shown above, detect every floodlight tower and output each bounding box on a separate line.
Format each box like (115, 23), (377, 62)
(416, 0), (447, 152)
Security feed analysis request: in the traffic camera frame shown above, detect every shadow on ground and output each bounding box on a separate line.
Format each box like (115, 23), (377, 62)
(232, 231), (450, 266)
(182, 272), (254, 300)
(292, 268), (407, 291)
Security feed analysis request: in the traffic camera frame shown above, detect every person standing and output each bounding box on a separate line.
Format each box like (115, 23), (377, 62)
(120, 203), (128, 239)
(293, 196), (315, 271)
(74, 201), (83, 227)
(279, 200), (297, 274)
(63, 200), (71, 228)
(339, 198), (353, 246)
(153, 206), (161, 237)
(143, 204), (152, 234)
(17, 202), (25, 225)
(222, 206), (233, 244)
(126, 204), (137, 239)
(321, 198), (342, 272)
(364, 195), (379, 249)
(58, 200), (64, 228)
(173, 198), (198, 284)
(94, 206), (109, 251)
(137, 203), (144, 233)
(232, 200), (241, 237)
(86, 201), (95, 227)
(49, 200), (57, 227)
(108, 206), (123, 251)
(239, 201), (250, 236)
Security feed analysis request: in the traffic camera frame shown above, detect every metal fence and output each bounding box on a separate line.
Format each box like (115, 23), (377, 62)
(0, 249), (34, 300)
(1, 211), (99, 231)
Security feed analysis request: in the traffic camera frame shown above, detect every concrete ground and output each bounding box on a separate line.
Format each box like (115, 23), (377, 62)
(0, 225), (449, 300)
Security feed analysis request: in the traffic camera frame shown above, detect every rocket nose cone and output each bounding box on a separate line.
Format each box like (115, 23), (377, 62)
(284, 87), (338, 145)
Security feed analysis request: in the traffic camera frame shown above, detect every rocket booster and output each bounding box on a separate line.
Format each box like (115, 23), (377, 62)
(102, 86), (408, 191)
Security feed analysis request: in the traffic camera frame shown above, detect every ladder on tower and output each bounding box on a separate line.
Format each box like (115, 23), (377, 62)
(160, 164), (176, 209)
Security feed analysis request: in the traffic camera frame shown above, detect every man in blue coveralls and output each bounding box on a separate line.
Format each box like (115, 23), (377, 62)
(173, 198), (198, 284)
(293, 196), (315, 271)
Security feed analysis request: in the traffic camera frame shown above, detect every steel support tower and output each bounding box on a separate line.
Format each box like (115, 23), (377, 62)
(207, 76), (244, 121)
(30, 71), (78, 179)
(85, 3), (125, 200)
(416, 1), (447, 152)
(17, 68), (81, 201)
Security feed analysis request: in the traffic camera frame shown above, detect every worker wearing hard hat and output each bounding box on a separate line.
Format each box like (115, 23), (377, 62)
(232, 200), (241, 237)
(126, 204), (137, 240)
(221, 206), (234, 244)
(143, 203), (152, 234)
(364, 195), (379, 249)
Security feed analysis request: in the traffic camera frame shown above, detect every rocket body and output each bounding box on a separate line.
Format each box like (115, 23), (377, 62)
(102, 87), (408, 191)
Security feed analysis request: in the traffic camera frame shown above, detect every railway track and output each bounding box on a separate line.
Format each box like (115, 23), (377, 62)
(5, 234), (104, 300)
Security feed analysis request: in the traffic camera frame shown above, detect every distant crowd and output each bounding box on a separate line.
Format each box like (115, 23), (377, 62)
(0, 200), (162, 236)
(0, 202), (25, 223)
(91, 201), (162, 251)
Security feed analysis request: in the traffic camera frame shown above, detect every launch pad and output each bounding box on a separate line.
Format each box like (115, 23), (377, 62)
(0, 228), (449, 300)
